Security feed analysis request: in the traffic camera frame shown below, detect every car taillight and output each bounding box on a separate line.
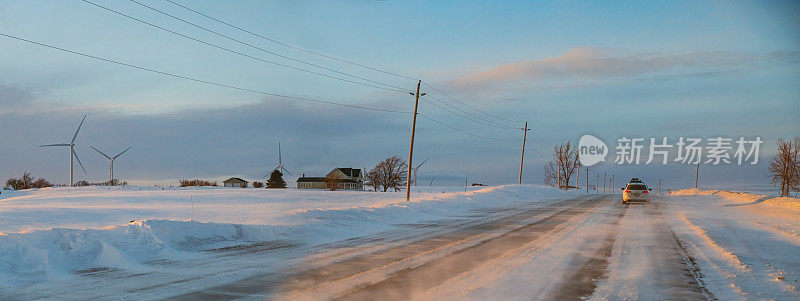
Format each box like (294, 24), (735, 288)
(643, 191), (648, 193)
(625, 190), (630, 193)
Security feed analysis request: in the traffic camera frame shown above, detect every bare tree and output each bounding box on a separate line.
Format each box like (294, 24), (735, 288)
(367, 156), (407, 192)
(543, 141), (580, 189)
(5, 172), (53, 190)
(769, 137), (800, 196)
(324, 174), (341, 191)
(364, 169), (382, 191)
(543, 161), (557, 187)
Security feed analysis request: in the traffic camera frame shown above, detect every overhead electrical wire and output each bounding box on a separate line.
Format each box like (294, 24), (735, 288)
(422, 81), (522, 124)
(418, 114), (519, 142)
(0, 32), (409, 114)
(125, 0), (411, 92)
(0, 32), (517, 142)
(158, 0), (521, 126)
(423, 95), (518, 129)
(80, 0), (410, 94)
(162, 0), (419, 81)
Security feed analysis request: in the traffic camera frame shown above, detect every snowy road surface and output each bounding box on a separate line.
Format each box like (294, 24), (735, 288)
(1, 186), (798, 300)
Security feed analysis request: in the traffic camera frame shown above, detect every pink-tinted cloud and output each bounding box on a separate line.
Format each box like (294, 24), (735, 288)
(448, 47), (800, 92)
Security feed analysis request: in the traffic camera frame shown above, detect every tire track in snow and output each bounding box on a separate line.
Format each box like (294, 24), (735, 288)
(548, 204), (628, 300)
(165, 195), (597, 300)
(314, 196), (606, 300)
(588, 200), (713, 300)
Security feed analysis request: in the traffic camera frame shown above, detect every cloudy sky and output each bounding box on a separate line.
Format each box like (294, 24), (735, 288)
(1, 0), (798, 189)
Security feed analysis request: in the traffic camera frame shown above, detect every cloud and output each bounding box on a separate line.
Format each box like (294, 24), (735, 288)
(448, 47), (800, 93)
(0, 83), (41, 112)
(0, 92), (521, 186)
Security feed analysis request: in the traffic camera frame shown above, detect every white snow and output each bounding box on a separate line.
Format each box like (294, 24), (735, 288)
(2, 186), (798, 299)
(0, 184), (576, 297)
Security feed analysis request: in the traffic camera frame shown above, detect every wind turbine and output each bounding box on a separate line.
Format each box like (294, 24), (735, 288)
(412, 157), (429, 186)
(91, 146), (132, 184)
(271, 142), (293, 177)
(39, 115), (88, 187)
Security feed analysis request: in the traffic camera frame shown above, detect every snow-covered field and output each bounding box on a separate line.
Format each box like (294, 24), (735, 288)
(1, 185), (798, 300)
(0, 185), (577, 298)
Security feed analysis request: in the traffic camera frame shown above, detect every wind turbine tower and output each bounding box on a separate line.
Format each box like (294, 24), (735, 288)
(272, 142), (294, 177)
(91, 146), (132, 184)
(412, 157), (430, 186)
(39, 115), (88, 187)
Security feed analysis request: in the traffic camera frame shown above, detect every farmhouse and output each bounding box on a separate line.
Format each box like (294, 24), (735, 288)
(297, 168), (364, 190)
(222, 177), (249, 188)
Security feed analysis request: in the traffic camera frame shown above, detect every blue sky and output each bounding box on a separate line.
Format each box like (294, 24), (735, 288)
(1, 0), (798, 188)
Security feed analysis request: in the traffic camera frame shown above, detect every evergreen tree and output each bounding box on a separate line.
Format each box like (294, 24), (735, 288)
(266, 169), (287, 188)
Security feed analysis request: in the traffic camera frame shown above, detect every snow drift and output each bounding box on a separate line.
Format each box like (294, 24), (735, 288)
(671, 188), (800, 213)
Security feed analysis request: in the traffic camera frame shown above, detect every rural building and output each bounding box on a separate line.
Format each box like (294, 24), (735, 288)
(296, 175), (326, 189)
(223, 177), (249, 188)
(297, 168), (364, 190)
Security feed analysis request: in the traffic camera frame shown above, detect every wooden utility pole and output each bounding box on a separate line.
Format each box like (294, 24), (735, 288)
(576, 164), (580, 189)
(603, 172), (606, 194)
(406, 80), (424, 201)
(596, 174), (599, 194)
(586, 167), (589, 194)
(695, 160), (700, 188)
(519, 122), (530, 184)
(658, 178), (662, 194)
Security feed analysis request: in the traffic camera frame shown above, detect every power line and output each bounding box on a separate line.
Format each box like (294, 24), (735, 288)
(0, 32), (410, 114)
(159, 0), (524, 127)
(418, 113), (519, 142)
(1, 32), (525, 143)
(126, 0), (411, 92)
(80, 0), (410, 94)
(162, 0), (419, 81)
(424, 95), (518, 129)
(422, 80), (521, 123)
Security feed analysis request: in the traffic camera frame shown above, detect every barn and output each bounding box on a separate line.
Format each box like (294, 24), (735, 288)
(223, 177), (249, 188)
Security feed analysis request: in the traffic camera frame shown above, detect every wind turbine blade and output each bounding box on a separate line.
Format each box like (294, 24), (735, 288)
(71, 115), (86, 144)
(72, 148), (88, 174)
(113, 146), (132, 159)
(281, 167), (294, 177)
(91, 146), (112, 160)
(39, 143), (70, 147)
(415, 157), (430, 169)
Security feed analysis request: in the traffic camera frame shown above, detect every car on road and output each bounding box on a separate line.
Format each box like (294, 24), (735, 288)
(622, 178), (651, 204)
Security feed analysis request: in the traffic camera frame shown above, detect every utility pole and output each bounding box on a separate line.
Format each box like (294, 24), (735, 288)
(612, 174), (615, 194)
(519, 122), (531, 185)
(406, 80), (424, 201)
(586, 167), (589, 194)
(695, 160), (700, 188)
(596, 173), (599, 194)
(576, 164), (580, 189)
(465, 177), (468, 192)
(658, 178), (662, 194)
(603, 172), (606, 194)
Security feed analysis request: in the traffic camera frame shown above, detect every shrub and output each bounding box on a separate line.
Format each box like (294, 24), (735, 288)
(252, 181), (264, 188)
(5, 172), (53, 190)
(179, 179), (218, 187)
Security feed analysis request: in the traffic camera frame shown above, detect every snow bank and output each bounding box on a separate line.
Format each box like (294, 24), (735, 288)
(671, 188), (800, 213)
(0, 219), (292, 285)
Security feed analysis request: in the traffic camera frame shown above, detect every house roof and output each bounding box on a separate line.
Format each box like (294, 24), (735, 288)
(336, 168), (361, 178)
(297, 177), (325, 182)
(223, 177), (248, 183)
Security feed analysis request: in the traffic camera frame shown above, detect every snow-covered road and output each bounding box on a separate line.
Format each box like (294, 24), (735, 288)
(1, 186), (798, 300)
